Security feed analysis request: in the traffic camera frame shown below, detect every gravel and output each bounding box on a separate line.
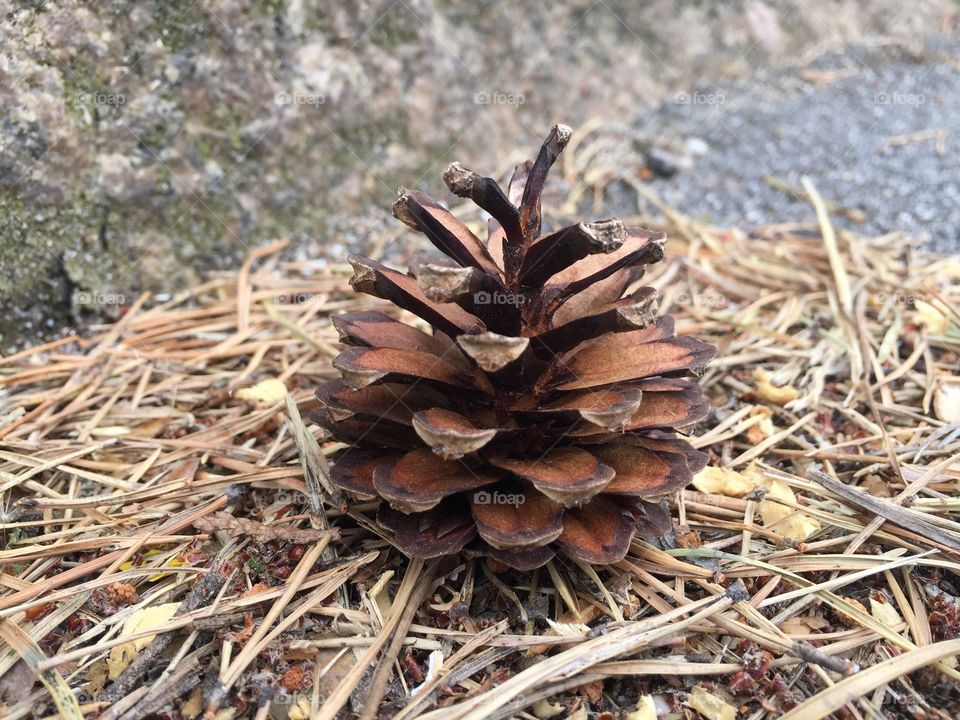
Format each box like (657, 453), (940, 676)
(629, 37), (960, 253)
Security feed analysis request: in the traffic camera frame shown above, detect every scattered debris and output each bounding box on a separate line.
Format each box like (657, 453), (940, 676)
(0, 138), (957, 718)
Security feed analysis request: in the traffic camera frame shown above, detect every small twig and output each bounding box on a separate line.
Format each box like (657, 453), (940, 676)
(809, 469), (960, 552)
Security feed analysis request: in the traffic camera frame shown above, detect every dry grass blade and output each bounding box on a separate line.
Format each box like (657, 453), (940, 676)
(314, 559), (429, 720)
(809, 468), (960, 552)
(779, 638), (960, 720)
(205, 540), (329, 712)
(421, 583), (747, 720)
(0, 619), (83, 719)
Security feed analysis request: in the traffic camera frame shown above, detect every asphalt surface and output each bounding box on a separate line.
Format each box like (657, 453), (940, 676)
(629, 37), (960, 253)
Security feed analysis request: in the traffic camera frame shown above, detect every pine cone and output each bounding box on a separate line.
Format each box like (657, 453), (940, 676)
(316, 125), (714, 570)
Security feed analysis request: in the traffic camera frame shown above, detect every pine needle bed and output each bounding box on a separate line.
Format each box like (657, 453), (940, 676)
(1, 148), (959, 719)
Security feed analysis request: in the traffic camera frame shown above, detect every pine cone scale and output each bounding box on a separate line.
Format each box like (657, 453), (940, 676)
(470, 489), (564, 549)
(372, 448), (499, 514)
(554, 497), (637, 564)
(487, 447), (615, 505)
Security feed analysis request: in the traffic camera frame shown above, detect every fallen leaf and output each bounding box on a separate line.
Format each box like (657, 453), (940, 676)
(686, 685), (737, 720)
(532, 698), (565, 719)
(107, 602), (181, 679)
(780, 615), (831, 635)
(692, 466), (762, 496)
(234, 378), (288, 406)
(626, 696), (658, 720)
(861, 474), (893, 497)
(288, 696), (313, 720)
(753, 368), (799, 405)
(914, 301), (951, 334)
(693, 466), (819, 539)
(745, 406), (775, 444)
(870, 598), (902, 628)
(759, 477), (821, 540)
(934, 381), (960, 423)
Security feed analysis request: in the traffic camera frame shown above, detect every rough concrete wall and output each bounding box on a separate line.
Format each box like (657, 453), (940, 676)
(0, 0), (954, 347)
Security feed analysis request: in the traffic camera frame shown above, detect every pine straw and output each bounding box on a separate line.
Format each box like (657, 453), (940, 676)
(1, 170), (959, 720)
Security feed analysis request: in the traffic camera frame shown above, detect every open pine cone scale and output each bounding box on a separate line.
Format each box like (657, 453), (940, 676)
(315, 124), (715, 570)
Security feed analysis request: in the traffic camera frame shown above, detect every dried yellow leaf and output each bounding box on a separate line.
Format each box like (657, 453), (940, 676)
(234, 378), (288, 406)
(753, 368), (799, 405)
(745, 406), (775, 444)
(914, 300), (951, 334)
(107, 602), (181, 679)
(693, 467), (820, 539)
(626, 696), (658, 720)
(288, 696), (312, 720)
(691, 466), (762, 497)
(759, 477), (821, 540)
(532, 699), (564, 719)
(685, 685), (737, 720)
(758, 477), (794, 522)
(870, 598), (903, 628)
